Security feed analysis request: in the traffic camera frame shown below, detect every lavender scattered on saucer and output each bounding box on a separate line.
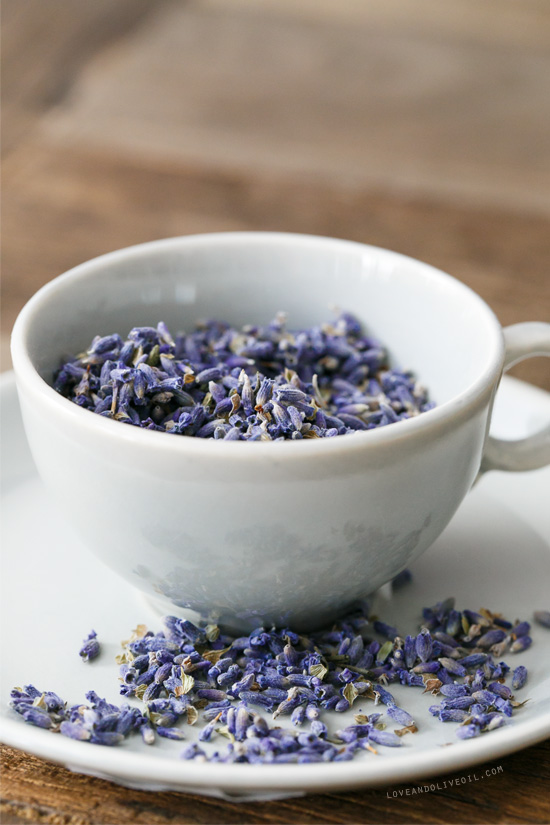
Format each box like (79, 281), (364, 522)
(10, 576), (538, 764)
(53, 313), (434, 440)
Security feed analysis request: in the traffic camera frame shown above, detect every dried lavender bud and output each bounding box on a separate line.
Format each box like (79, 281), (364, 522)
(441, 696), (475, 710)
(367, 728), (402, 748)
(434, 631), (459, 649)
(415, 629), (433, 663)
(291, 704), (306, 727)
(488, 682), (512, 700)
(181, 743), (206, 760)
(494, 662), (510, 679)
(79, 630), (100, 662)
(386, 705), (414, 726)
(512, 666), (528, 690)
(140, 724), (155, 745)
(472, 690), (496, 705)
(490, 638), (510, 658)
(154, 662), (173, 684)
(21, 707), (53, 729)
(156, 726), (186, 740)
(437, 669), (454, 686)
(239, 691), (275, 711)
(404, 635), (417, 669)
(498, 700), (515, 718)
(438, 658), (467, 677)
(60, 720), (91, 740)
(305, 704), (320, 722)
(373, 621), (398, 640)
(456, 724), (481, 740)
(477, 629), (506, 649)
(439, 684), (470, 699)
(412, 661), (440, 674)
(534, 611), (550, 629)
(436, 641), (460, 659)
(510, 636), (532, 653)
(89, 731), (124, 746)
(440, 709), (470, 723)
(198, 715), (221, 742)
(485, 715), (506, 731)
(445, 610), (462, 637)
(458, 653), (487, 668)
(346, 636), (364, 665)
(511, 622), (530, 639)
(373, 686), (395, 706)
(391, 569), (412, 590)
(463, 609), (489, 627)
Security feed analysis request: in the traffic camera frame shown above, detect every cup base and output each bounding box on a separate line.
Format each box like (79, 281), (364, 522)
(138, 582), (396, 635)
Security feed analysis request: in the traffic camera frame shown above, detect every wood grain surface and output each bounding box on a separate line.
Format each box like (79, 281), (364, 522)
(1, 1), (549, 822)
(2, 741), (550, 825)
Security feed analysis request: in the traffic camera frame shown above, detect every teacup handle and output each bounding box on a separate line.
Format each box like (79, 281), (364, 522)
(481, 322), (550, 473)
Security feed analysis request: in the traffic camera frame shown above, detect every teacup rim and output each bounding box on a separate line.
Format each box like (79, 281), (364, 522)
(11, 231), (505, 458)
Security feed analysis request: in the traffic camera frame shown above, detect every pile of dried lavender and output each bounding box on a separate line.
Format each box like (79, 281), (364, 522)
(11, 584), (547, 764)
(53, 313), (433, 440)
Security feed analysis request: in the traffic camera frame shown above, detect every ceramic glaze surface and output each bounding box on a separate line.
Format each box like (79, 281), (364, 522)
(10, 233), (550, 629)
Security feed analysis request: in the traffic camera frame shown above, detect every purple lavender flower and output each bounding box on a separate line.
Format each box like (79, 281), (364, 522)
(373, 686), (395, 706)
(511, 621), (531, 638)
(367, 729), (402, 748)
(493, 697), (514, 717)
(441, 696), (475, 710)
(21, 707), (53, 729)
(90, 731), (125, 746)
(510, 636), (532, 653)
(458, 653), (487, 668)
(534, 611), (550, 629)
(310, 720), (327, 739)
(60, 720), (91, 740)
(439, 684), (470, 698)
(440, 709), (470, 723)
(412, 661), (440, 674)
(472, 689), (497, 705)
(181, 743), (206, 760)
(438, 658), (467, 677)
(387, 705), (414, 726)
(488, 682), (512, 700)
(291, 704), (306, 727)
(403, 635), (417, 669)
(373, 620), (398, 640)
(79, 630), (100, 662)
(512, 666), (528, 690)
(235, 706), (253, 741)
(456, 724), (481, 740)
(477, 629), (506, 649)
(416, 629), (433, 663)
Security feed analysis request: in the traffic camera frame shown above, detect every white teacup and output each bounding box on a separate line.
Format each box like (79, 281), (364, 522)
(11, 233), (550, 631)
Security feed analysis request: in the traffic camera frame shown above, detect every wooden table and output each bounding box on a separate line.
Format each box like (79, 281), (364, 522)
(2, 2), (549, 822)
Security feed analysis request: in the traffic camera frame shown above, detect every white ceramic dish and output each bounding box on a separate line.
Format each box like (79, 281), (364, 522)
(10, 233), (550, 631)
(1, 370), (549, 801)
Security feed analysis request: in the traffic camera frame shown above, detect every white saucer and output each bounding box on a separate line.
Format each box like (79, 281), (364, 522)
(1, 371), (549, 801)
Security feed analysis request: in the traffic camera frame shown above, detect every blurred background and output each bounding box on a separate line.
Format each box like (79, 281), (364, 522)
(2, 0), (549, 387)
